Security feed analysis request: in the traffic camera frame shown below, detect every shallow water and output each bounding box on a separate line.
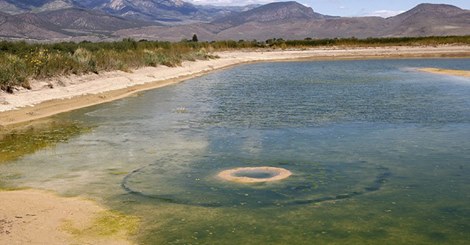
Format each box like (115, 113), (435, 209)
(1, 59), (470, 244)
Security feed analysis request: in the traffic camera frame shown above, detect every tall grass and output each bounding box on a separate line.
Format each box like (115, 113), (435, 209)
(0, 39), (214, 92)
(1, 36), (469, 92)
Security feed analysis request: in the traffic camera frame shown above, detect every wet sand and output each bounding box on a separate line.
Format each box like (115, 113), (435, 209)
(0, 189), (137, 245)
(1, 45), (470, 128)
(418, 67), (470, 77)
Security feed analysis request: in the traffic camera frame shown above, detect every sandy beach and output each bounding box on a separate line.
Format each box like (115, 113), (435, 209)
(1, 45), (470, 128)
(0, 189), (137, 245)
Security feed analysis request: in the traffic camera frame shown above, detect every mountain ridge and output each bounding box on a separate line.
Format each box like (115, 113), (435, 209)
(0, 0), (254, 23)
(0, 1), (469, 41)
(214, 2), (327, 26)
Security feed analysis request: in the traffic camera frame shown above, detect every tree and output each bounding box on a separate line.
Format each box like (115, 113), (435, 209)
(192, 34), (198, 42)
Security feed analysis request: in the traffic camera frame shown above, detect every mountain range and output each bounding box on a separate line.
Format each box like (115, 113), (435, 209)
(0, 0), (469, 41)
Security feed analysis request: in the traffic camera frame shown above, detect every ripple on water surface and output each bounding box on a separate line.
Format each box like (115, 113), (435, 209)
(121, 157), (391, 207)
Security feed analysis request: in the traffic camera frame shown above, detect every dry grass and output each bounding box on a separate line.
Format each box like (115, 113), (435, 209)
(0, 39), (214, 92)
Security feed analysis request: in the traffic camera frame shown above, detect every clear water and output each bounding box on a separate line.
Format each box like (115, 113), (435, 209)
(1, 59), (470, 244)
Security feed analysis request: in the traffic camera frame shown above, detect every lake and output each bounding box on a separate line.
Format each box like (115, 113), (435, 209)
(1, 59), (469, 244)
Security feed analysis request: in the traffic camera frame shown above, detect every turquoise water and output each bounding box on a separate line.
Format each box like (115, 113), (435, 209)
(1, 59), (470, 244)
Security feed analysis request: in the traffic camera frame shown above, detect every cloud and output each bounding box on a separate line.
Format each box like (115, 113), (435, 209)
(363, 10), (404, 18)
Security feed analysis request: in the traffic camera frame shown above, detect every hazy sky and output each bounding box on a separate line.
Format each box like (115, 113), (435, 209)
(188, 0), (470, 17)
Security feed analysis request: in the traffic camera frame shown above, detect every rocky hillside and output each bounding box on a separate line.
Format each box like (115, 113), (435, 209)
(384, 3), (470, 36)
(0, 0), (252, 23)
(116, 2), (470, 41)
(215, 1), (329, 26)
(0, 1), (469, 41)
(0, 6), (153, 40)
(0, 11), (69, 40)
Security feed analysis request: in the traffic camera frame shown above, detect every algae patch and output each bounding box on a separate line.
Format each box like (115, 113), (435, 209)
(0, 121), (91, 164)
(62, 210), (140, 242)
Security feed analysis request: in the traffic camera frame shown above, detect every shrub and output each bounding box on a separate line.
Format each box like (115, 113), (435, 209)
(1, 36), (469, 92)
(0, 54), (29, 92)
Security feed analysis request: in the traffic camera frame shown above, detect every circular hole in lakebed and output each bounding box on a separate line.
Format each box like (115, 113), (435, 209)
(121, 160), (390, 207)
(217, 167), (292, 183)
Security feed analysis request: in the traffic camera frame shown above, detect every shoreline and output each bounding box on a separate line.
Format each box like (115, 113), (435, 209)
(1, 45), (470, 128)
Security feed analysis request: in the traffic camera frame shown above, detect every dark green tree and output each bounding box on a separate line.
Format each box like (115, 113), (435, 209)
(192, 34), (198, 42)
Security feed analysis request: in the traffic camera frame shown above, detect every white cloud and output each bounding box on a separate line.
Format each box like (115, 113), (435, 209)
(363, 10), (404, 18)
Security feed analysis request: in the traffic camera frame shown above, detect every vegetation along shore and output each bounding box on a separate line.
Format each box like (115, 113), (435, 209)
(1, 36), (469, 92)
(1, 36), (470, 128)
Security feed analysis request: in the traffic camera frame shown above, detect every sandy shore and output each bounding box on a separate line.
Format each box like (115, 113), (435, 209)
(418, 67), (470, 77)
(1, 45), (470, 128)
(0, 189), (137, 245)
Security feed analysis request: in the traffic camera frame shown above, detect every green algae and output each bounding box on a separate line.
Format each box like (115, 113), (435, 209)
(62, 210), (140, 240)
(131, 194), (470, 245)
(0, 121), (91, 164)
(109, 170), (130, 176)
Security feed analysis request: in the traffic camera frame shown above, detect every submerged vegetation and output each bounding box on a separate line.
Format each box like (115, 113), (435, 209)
(1, 35), (469, 92)
(0, 121), (91, 164)
(62, 210), (140, 240)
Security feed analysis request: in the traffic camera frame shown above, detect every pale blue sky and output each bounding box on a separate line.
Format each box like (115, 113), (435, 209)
(189, 0), (470, 17)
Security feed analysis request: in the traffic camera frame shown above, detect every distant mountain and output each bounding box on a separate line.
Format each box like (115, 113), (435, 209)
(36, 8), (153, 33)
(384, 3), (470, 36)
(81, 0), (199, 22)
(86, 0), (262, 23)
(215, 2), (328, 26)
(0, 2), (469, 41)
(0, 0), (75, 13)
(116, 2), (470, 41)
(0, 0), (255, 23)
(0, 0), (30, 14)
(0, 11), (68, 40)
(214, 2), (470, 40)
(0, 7), (153, 40)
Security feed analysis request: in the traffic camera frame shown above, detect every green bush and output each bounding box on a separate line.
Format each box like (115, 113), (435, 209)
(0, 54), (29, 91)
